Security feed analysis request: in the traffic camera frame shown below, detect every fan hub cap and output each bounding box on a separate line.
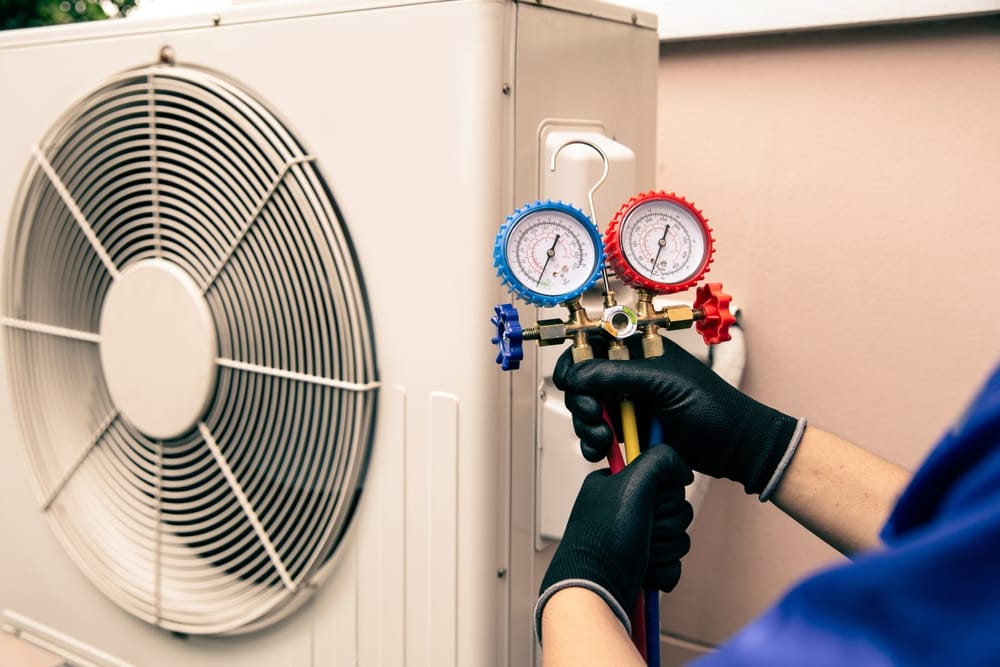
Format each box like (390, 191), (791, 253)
(99, 259), (217, 439)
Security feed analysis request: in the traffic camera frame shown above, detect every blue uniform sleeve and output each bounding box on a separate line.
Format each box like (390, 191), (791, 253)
(688, 364), (1000, 667)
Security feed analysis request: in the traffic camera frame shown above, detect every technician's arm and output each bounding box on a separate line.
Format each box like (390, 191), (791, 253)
(770, 425), (910, 555)
(540, 588), (644, 667)
(553, 337), (913, 557)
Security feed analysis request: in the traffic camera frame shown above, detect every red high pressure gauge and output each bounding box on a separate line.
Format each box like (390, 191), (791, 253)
(605, 191), (715, 294)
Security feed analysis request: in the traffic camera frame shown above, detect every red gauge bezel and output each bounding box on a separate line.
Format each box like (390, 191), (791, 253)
(605, 191), (715, 294)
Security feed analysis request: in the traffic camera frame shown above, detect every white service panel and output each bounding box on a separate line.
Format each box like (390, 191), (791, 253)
(533, 129), (638, 544)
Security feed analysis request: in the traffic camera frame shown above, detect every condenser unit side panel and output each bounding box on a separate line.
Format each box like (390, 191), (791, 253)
(505, 5), (659, 665)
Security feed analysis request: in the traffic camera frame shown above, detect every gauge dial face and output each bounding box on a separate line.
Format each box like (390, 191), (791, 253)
(503, 208), (600, 300)
(619, 198), (711, 288)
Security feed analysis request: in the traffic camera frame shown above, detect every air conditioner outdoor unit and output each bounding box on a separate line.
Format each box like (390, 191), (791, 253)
(0, 1), (658, 665)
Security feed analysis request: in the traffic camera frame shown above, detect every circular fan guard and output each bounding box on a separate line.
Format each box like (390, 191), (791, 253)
(1, 63), (378, 635)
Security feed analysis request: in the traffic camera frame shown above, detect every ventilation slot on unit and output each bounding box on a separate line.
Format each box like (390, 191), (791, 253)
(1, 63), (378, 635)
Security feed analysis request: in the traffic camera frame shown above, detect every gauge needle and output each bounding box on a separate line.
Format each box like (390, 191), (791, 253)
(536, 234), (560, 286)
(650, 224), (670, 272)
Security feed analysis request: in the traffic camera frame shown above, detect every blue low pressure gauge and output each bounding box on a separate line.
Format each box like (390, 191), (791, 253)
(493, 201), (604, 308)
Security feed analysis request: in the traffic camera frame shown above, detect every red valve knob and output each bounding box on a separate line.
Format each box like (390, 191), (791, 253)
(693, 282), (735, 344)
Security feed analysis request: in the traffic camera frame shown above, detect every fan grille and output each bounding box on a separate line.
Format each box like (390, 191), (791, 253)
(2, 63), (378, 634)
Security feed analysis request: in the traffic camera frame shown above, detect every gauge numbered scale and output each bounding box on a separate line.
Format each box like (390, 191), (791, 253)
(493, 201), (604, 307)
(605, 191), (715, 293)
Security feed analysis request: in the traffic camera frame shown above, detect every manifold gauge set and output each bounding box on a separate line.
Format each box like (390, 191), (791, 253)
(490, 190), (735, 372)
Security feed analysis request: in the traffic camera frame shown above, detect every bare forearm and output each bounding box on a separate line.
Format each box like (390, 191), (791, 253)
(540, 587), (644, 667)
(770, 426), (911, 556)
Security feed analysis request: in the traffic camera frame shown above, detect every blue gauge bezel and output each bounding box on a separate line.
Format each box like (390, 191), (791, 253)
(492, 200), (604, 308)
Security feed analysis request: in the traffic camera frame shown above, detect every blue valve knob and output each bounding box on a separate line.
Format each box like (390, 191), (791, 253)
(491, 303), (524, 371)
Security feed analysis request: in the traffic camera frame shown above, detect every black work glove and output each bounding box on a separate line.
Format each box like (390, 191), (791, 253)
(535, 444), (694, 641)
(553, 335), (805, 497)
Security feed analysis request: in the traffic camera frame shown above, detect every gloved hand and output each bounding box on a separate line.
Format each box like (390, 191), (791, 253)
(535, 444), (694, 641)
(552, 335), (806, 497)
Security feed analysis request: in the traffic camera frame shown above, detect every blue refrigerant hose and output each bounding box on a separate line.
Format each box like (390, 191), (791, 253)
(645, 416), (665, 667)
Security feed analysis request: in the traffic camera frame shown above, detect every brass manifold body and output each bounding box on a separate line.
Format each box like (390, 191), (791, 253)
(522, 288), (700, 363)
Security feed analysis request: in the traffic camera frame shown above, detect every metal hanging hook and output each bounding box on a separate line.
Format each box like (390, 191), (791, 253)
(549, 138), (612, 295)
(549, 139), (610, 228)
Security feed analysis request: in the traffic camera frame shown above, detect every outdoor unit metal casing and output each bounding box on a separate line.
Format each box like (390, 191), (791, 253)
(0, 2), (658, 665)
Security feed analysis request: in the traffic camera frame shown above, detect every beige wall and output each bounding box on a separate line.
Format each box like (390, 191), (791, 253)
(654, 16), (1000, 660)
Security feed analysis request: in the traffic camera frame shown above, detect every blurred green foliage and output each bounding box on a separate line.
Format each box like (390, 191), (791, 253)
(1, 0), (138, 30)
